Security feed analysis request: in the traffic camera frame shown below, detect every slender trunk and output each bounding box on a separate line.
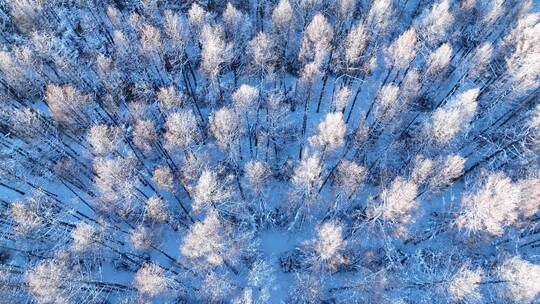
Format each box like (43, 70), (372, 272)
(299, 82), (312, 160)
(346, 83), (362, 123)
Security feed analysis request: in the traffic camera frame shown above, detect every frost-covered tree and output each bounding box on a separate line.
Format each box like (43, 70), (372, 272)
(334, 160), (366, 200)
(414, 0), (455, 47)
(372, 84), (401, 123)
(199, 24), (233, 85)
(333, 0), (356, 29)
(496, 13), (540, 101)
(245, 160), (271, 194)
(272, 0), (293, 31)
(140, 23), (163, 59)
(10, 199), (46, 235)
(0, 49), (43, 98)
(384, 28), (417, 71)
(93, 156), (138, 213)
(153, 166), (175, 192)
(447, 265), (484, 302)
(95, 54), (122, 93)
(424, 43), (453, 76)
(231, 85), (260, 158)
(157, 86), (184, 111)
(131, 225), (153, 250)
(288, 273), (322, 303)
(164, 109), (200, 151)
(343, 23), (368, 68)
(144, 196), (169, 223)
(188, 2), (208, 32)
(203, 271), (236, 302)
(134, 263), (170, 297)
(467, 42), (493, 79)
(181, 209), (238, 268)
(308, 112), (346, 151)
(232, 84), (259, 115)
(45, 84), (93, 131)
(248, 32), (276, 78)
(333, 86), (351, 113)
(223, 2), (251, 44)
(291, 153), (323, 199)
(314, 220), (346, 269)
(299, 13), (334, 65)
(71, 223), (99, 253)
(209, 107), (243, 157)
(369, 177), (419, 236)
(26, 258), (73, 304)
(496, 256), (540, 303)
(517, 177), (540, 219)
(193, 169), (232, 213)
(427, 154), (466, 192)
(401, 69), (421, 102)
(133, 119), (157, 153)
(411, 155), (434, 184)
(457, 172), (521, 236)
(247, 259), (277, 303)
(163, 10), (187, 61)
(366, 0), (394, 36)
(425, 88), (479, 145)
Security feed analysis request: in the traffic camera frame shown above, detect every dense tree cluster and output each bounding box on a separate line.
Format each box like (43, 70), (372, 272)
(0, 0), (539, 303)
